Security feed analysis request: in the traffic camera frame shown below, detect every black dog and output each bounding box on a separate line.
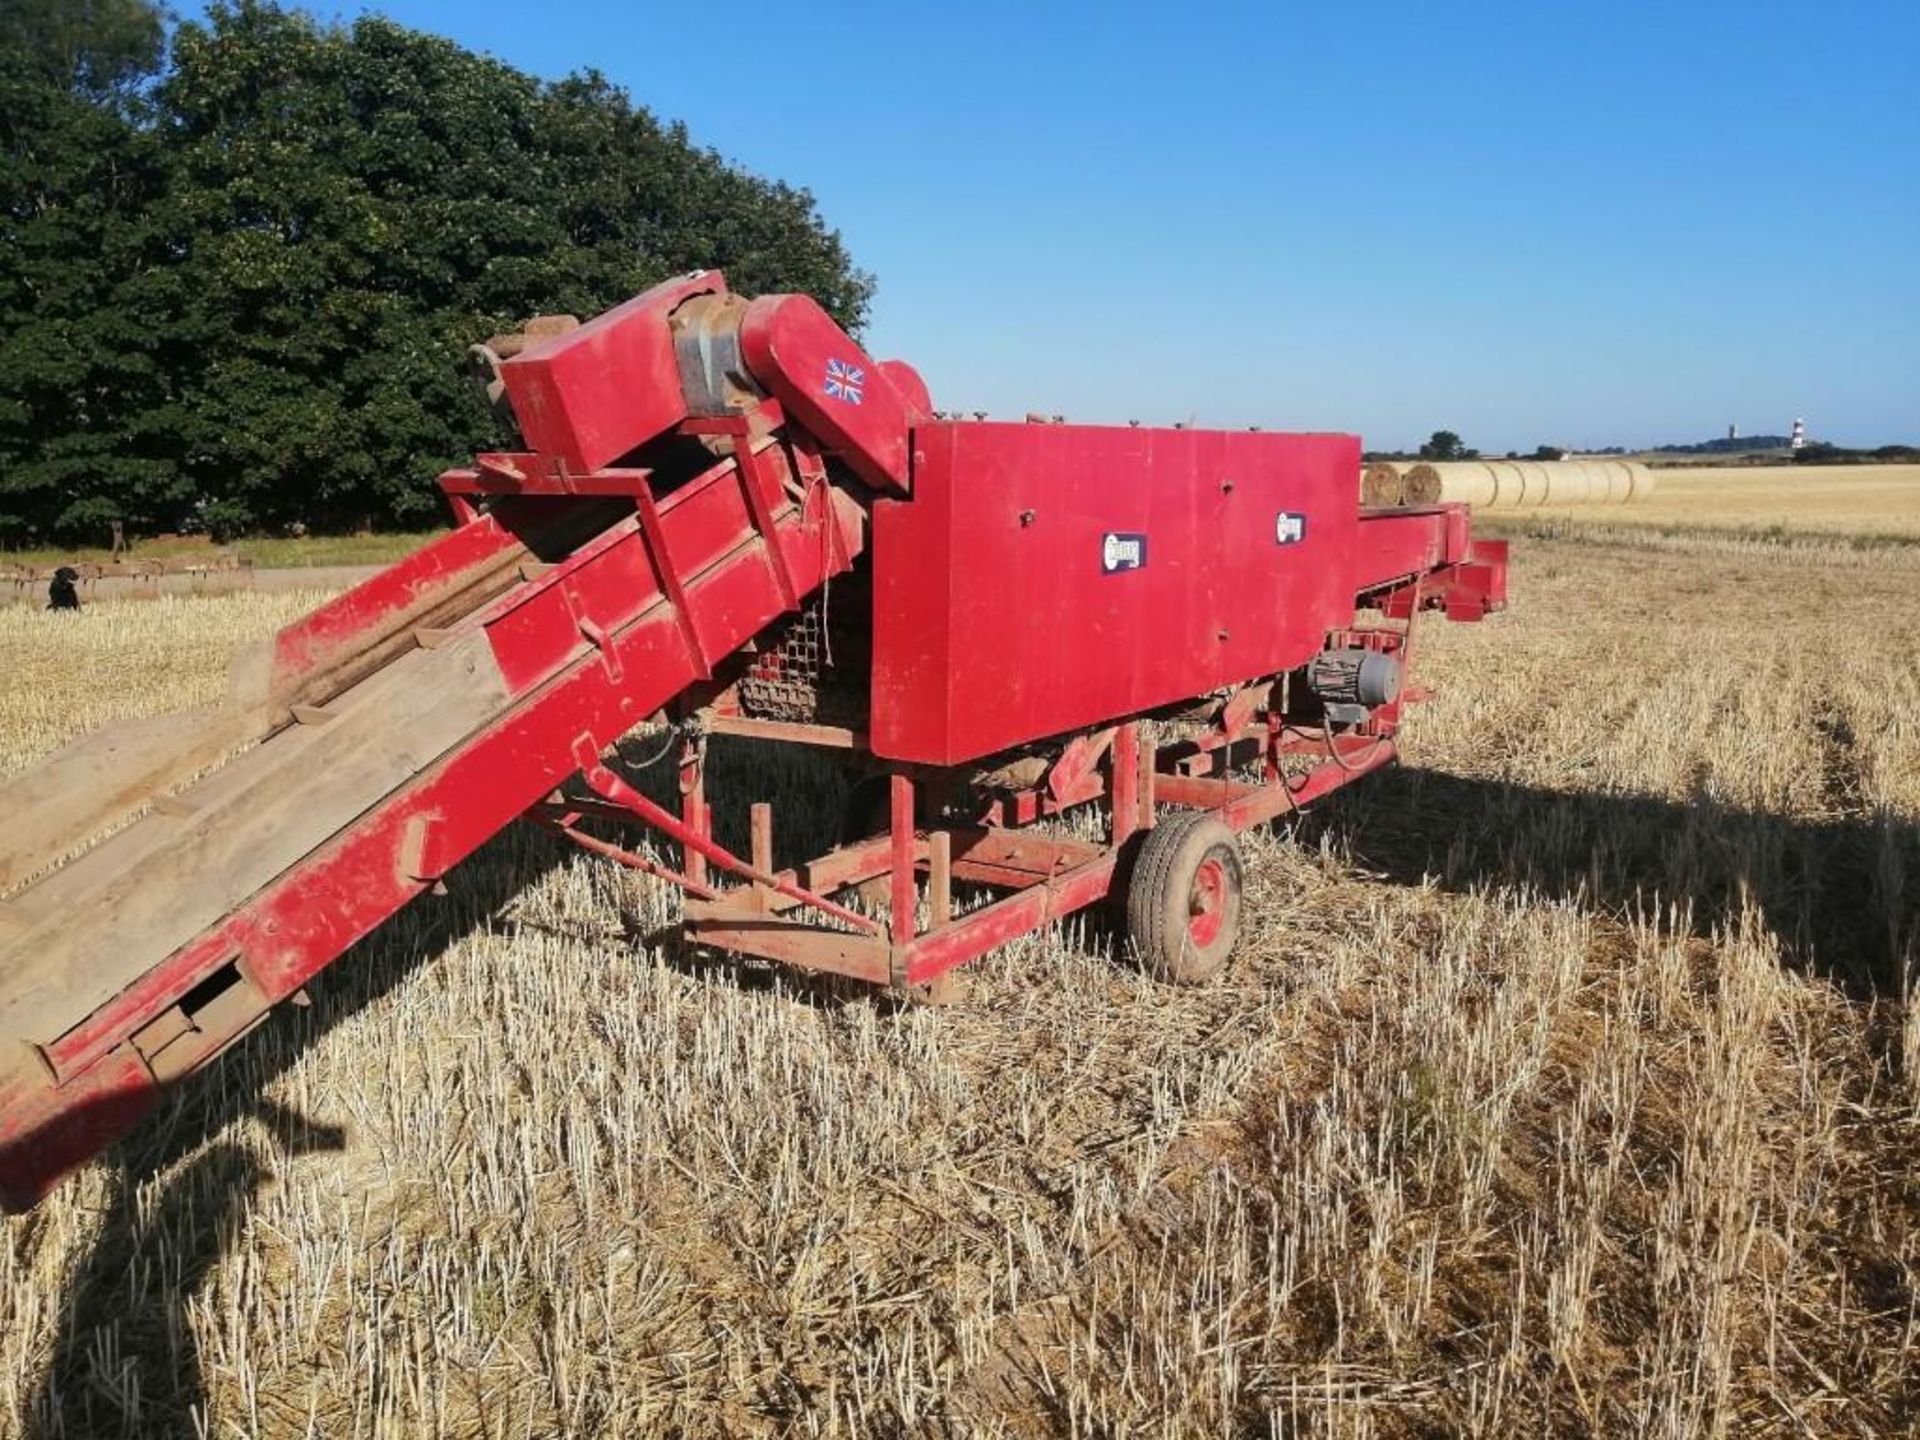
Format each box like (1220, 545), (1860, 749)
(47, 566), (81, 611)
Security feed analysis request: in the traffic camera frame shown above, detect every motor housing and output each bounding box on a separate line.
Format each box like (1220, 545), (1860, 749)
(1307, 647), (1401, 725)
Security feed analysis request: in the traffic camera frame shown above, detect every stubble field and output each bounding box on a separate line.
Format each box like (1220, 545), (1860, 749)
(0, 526), (1915, 1436)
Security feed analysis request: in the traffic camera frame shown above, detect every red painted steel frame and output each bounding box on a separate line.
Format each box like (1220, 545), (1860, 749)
(498, 270), (724, 473)
(679, 706), (1402, 994)
(674, 551), (1506, 997)
(909, 725), (1393, 990)
(0, 264), (1512, 1214)
(739, 294), (926, 495)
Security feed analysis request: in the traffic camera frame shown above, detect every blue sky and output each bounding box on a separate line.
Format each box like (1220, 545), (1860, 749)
(178, 1), (1917, 451)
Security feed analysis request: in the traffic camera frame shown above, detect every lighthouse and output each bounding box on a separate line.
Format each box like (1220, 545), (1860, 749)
(1789, 418), (1806, 451)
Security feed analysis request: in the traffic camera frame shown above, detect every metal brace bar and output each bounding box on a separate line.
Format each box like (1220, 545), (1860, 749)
(631, 481), (712, 679)
(571, 738), (880, 934)
(730, 438), (800, 610)
(530, 810), (720, 901)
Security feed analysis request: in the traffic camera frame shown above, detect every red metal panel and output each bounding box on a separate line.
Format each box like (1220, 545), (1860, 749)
(1350, 503), (1480, 597)
(876, 359), (931, 417)
(1461, 538), (1510, 611)
(479, 515), (664, 695)
(1379, 537), (1509, 622)
(738, 294), (923, 494)
(872, 422), (1362, 764)
(440, 460), (656, 497)
(499, 271), (722, 472)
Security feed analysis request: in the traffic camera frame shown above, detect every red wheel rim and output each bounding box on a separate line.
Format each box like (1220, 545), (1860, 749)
(1187, 856), (1227, 948)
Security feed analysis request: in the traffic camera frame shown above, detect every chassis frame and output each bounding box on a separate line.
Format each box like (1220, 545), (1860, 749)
(537, 617), (1423, 995)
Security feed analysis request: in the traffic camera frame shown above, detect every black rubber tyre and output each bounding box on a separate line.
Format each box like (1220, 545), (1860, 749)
(1125, 811), (1244, 984)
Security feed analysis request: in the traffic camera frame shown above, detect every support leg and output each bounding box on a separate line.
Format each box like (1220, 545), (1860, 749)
(889, 773), (916, 946)
(929, 830), (952, 928)
(1138, 728), (1157, 833)
(1112, 721), (1139, 848)
(750, 802), (773, 876)
(679, 733), (707, 888)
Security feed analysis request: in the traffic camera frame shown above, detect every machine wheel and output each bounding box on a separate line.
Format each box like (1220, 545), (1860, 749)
(1125, 811), (1244, 984)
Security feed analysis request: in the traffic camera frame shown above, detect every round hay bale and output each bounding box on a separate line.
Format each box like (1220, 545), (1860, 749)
(1540, 462), (1592, 504)
(1360, 462), (1406, 508)
(1625, 462), (1656, 501)
(1518, 461), (1554, 506)
(1401, 462), (1442, 505)
(1431, 461), (1499, 506)
(1488, 462), (1528, 507)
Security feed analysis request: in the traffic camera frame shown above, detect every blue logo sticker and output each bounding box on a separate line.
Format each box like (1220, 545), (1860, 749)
(823, 358), (865, 405)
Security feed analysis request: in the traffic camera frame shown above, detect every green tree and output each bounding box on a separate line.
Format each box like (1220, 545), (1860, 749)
(0, 0), (164, 99)
(0, 4), (175, 544)
(155, 2), (872, 535)
(1420, 429), (1469, 461)
(0, 0), (875, 543)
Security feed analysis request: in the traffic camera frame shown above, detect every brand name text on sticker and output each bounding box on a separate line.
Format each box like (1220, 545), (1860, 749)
(1101, 532), (1147, 573)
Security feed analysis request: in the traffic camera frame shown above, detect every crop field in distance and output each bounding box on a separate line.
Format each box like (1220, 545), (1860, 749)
(1501, 462), (1920, 549)
(1, 513), (1916, 1435)
(0, 530), (447, 575)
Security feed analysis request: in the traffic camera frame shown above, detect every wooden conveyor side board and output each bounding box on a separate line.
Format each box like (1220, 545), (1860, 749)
(0, 706), (250, 896)
(0, 505), (578, 902)
(0, 635), (515, 1046)
(0, 458), (863, 1213)
(252, 499), (623, 719)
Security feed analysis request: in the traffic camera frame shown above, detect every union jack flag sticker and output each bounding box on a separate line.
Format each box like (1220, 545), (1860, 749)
(823, 357), (865, 405)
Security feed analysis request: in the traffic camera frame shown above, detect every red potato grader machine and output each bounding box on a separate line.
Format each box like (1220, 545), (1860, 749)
(0, 271), (1505, 1211)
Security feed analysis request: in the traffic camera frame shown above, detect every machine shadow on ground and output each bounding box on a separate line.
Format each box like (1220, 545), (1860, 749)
(1319, 764), (1917, 1000)
(19, 732), (971, 1433)
(28, 1100), (343, 1439)
(20, 827), (572, 1439)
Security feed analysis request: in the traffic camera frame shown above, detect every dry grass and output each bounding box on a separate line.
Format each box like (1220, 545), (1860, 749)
(1, 532), (445, 573)
(0, 592), (332, 782)
(1, 535), (1915, 1437)
(1502, 464), (1920, 549)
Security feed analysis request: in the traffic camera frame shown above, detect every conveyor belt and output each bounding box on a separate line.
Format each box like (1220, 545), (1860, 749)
(0, 449), (863, 1211)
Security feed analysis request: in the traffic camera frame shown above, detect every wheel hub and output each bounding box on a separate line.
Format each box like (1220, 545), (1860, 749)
(1187, 856), (1227, 947)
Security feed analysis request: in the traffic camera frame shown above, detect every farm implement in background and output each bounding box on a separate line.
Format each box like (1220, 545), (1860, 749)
(0, 270), (1506, 1211)
(2, 553), (257, 607)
